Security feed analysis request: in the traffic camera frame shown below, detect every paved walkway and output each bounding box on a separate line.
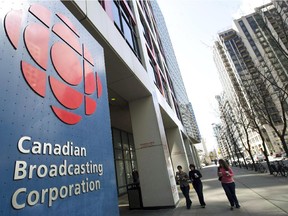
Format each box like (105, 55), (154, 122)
(119, 164), (288, 216)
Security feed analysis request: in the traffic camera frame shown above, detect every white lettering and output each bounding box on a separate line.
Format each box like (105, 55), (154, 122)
(62, 142), (70, 156)
(14, 160), (103, 180)
(43, 142), (52, 155)
(27, 190), (39, 206)
(54, 144), (61, 155)
(18, 136), (31, 154)
(59, 186), (68, 198)
(11, 179), (101, 209)
(12, 188), (26, 209)
(37, 165), (48, 178)
(14, 161), (27, 180)
(59, 160), (67, 176)
(41, 188), (48, 204)
(17, 136), (87, 157)
(28, 165), (37, 179)
(49, 187), (58, 207)
(49, 165), (57, 177)
(31, 141), (41, 154)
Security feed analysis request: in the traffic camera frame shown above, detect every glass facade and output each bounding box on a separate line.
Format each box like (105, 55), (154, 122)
(99, 0), (141, 59)
(112, 128), (138, 195)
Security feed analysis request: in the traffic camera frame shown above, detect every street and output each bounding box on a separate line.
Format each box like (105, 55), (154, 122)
(120, 164), (288, 216)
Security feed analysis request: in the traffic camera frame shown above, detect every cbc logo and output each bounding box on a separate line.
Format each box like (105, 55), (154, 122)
(4, 4), (103, 125)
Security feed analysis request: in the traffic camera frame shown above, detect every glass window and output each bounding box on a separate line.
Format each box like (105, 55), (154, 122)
(125, 160), (133, 184)
(131, 160), (138, 170)
(112, 128), (122, 149)
(122, 17), (134, 48)
(104, 1), (141, 59)
(121, 131), (129, 150)
(123, 150), (130, 160)
(112, 128), (138, 195)
(118, 186), (127, 194)
(130, 150), (136, 160)
(112, 2), (121, 29)
(128, 134), (135, 149)
(115, 160), (125, 187)
(114, 149), (123, 159)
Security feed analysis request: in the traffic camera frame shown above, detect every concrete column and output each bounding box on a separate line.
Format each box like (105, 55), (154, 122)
(183, 138), (194, 166)
(129, 95), (179, 208)
(166, 128), (190, 173)
(192, 146), (199, 167)
(190, 144), (201, 168)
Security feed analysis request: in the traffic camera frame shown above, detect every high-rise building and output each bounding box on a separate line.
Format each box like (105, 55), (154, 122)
(150, 1), (201, 143)
(213, 1), (288, 160)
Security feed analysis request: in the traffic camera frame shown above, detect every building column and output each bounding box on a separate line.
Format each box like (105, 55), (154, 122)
(129, 95), (179, 208)
(166, 128), (190, 172)
(191, 145), (201, 168)
(183, 138), (194, 166)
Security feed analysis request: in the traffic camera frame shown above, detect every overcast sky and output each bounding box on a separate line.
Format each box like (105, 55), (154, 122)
(157, 0), (271, 151)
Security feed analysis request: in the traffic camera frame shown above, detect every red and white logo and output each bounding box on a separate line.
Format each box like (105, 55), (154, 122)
(4, 4), (103, 125)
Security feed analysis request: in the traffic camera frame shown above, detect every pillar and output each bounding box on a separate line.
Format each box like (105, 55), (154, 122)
(129, 95), (179, 207)
(166, 128), (190, 173)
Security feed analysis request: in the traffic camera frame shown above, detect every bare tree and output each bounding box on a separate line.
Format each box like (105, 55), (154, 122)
(231, 100), (257, 169)
(237, 3), (288, 157)
(251, 59), (288, 156)
(243, 74), (288, 173)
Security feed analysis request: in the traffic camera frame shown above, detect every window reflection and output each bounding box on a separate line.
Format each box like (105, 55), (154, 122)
(112, 127), (138, 195)
(100, 0), (140, 59)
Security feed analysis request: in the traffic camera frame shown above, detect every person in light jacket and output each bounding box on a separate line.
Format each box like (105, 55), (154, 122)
(176, 165), (192, 209)
(217, 159), (240, 210)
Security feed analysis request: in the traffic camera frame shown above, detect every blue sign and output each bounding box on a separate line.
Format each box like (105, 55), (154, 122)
(0, 1), (119, 215)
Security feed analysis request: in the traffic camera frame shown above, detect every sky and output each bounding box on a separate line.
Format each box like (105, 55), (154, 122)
(157, 0), (270, 151)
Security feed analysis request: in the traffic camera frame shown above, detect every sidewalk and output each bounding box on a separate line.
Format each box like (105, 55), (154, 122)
(119, 165), (288, 216)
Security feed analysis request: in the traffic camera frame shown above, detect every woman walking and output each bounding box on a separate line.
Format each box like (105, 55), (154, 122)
(189, 164), (206, 208)
(217, 159), (240, 210)
(176, 165), (192, 209)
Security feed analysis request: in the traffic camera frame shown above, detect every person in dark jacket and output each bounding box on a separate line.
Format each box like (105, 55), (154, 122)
(189, 164), (206, 208)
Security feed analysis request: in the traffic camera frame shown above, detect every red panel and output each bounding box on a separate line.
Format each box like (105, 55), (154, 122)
(49, 76), (83, 109)
(51, 106), (82, 125)
(51, 42), (82, 85)
(24, 23), (50, 70)
(84, 61), (96, 95)
(21, 61), (46, 97)
(29, 4), (51, 27)
(4, 10), (22, 49)
(85, 96), (96, 115)
(52, 23), (81, 54)
(96, 73), (103, 98)
(83, 44), (94, 66)
(56, 13), (79, 37)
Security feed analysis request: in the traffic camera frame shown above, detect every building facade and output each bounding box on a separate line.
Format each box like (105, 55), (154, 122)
(213, 1), (288, 161)
(150, 1), (201, 144)
(0, 0), (202, 214)
(65, 0), (202, 208)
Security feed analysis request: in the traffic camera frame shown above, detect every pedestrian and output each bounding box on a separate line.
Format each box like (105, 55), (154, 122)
(132, 169), (139, 184)
(189, 164), (206, 208)
(217, 159), (240, 210)
(176, 165), (192, 209)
